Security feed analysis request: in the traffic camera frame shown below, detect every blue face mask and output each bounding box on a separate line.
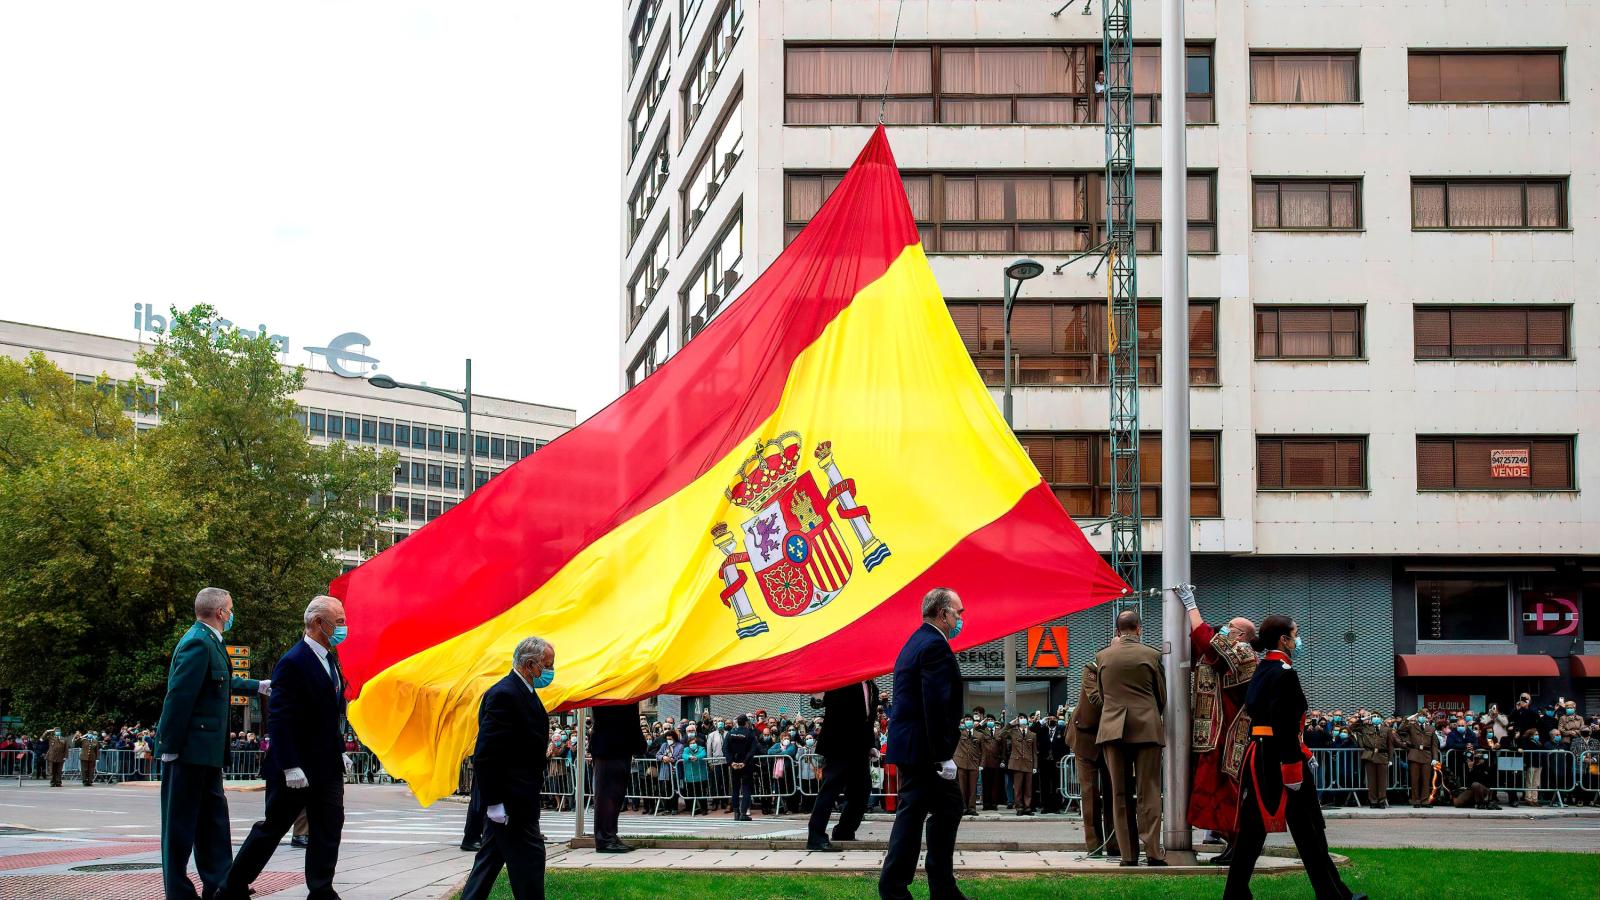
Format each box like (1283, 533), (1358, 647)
(1294, 636), (1303, 651)
(532, 667), (555, 689)
(947, 616), (963, 640)
(1371, 717), (1381, 726)
(223, 612), (235, 633)
(1217, 625), (1230, 637)
(329, 625), (348, 647)
(1552, 736), (1562, 743)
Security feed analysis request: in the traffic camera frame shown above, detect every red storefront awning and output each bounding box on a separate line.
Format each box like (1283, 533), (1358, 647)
(1570, 656), (1600, 679)
(1395, 654), (1559, 678)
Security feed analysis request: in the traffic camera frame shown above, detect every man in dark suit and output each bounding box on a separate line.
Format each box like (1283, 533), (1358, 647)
(878, 588), (968, 900)
(460, 636), (554, 900)
(806, 678), (881, 850)
(1095, 610), (1168, 866)
(157, 587), (268, 900)
(219, 596), (349, 900)
(590, 701), (645, 853)
(725, 714), (758, 820)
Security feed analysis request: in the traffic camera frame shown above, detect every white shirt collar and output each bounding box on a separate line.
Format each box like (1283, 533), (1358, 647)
(302, 635), (331, 663)
(512, 668), (536, 693)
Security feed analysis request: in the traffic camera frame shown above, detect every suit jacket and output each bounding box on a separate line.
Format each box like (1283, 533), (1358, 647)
(472, 672), (550, 820)
(263, 639), (348, 785)
(1094, 635), (1166, 746)
(886, 622), (962, 769)
(815, 680), (881, 760)
(156, 621), (261, 767)
(589, 702), (646, 761)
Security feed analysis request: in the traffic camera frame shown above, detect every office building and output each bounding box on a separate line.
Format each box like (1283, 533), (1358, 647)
(621, 0), (1599, 719)
(2, 320), (575, 569)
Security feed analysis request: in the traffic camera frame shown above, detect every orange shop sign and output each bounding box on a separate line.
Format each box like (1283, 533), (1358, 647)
(1489, 448), (1529, 478)
(1026, 625), (1068, 668)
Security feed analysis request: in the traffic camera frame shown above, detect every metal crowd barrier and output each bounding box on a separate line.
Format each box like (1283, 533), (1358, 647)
(675, 753), (731, 813)
(1057, 754), (1082, 802)
(1443, 748), (1577, 807)
(1, 750), (34, 782)
(748, 752), (803, 815)
(1310, 747), (1367, 800)
(222, 750), (264, 780)
(1580, 751), (1600, 795)
(627, 755), (679, 813)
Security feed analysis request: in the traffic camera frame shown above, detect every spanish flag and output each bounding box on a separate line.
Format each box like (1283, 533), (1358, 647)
(332, 127), (1126, 804)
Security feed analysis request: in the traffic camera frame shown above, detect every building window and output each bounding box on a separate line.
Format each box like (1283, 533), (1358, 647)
(427, 499), (442, 521)
(630, 45), (669, 159)
(379, 420), (394, 445)
(683, 0), (744, 136)
(683, 94), (743, 242)
(629, 136), (670, 246)
(444, 466), (458, 489)
(1019, 431), (1221, 518)
(784, 170), (1215, 254)
(1252, 179), (1361, 230)
(426, 464), (442, 487)
(948, 300), (1217, 386)
(679, 0), (706, 40)
(1255, 306), (1363, 359)
(682, 209), (743, 341)
(628, 320), (670, 389)
(1411, 178), (1566, 230)
(628, 228), (671, 335)
(361, 418), (377, 444)
(444, 430), (460, 455)
(1249, 53), (1359, 103)
(1416, 579), (1510, 641)
(785, 43), (1213, 125)
(345, 417), (361, 441)
(308, 411), (326, 436)
(1413, 306), (1569, 359)
(1257, 437), (1367, 490)
(1408, 50), (1563, 102)
(628, 0), (663, 76)
(1416, 435), (1574, 490)
(394, 423), (409, 446)
(491, 437), (505, 460)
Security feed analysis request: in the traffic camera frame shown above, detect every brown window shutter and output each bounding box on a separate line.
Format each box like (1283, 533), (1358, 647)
(1414, 308), (1451, 357)
(1530, 439), (1572, 489)
(1417, 439), (1454, 488)
(1188, 304), (1216, 353)
(1258, 439), (1283, 489)
(1408, 53), (1442, 101)
(1009, 304), (1052, 355)
(1454, 439), (1516, 489)
(1452, 308), (1526, 357)
(1190, 435), (1217, 486)
(947, 304), (980, 352)
(1284, 440), (1336, 489)
(1526, 308), (1568, 357)
(1255, 309), (1279, 357)
(1337, 439), (1365, 488)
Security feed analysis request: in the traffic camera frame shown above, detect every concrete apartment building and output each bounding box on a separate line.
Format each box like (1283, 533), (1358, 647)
(621, 0), (1599, 719)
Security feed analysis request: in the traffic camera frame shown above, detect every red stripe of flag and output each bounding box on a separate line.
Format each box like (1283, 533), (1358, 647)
(331, 128), (920, 696)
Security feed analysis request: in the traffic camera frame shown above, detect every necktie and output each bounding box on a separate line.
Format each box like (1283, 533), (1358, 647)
(327, 650), (343, 695)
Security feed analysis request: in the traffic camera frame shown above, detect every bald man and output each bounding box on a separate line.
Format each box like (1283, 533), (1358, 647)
(1180, 585), (1257, 865)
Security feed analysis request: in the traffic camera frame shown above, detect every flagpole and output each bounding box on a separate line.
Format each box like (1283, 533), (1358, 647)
(1159, 0), (1195, 861)
(574, 707), (588, 840)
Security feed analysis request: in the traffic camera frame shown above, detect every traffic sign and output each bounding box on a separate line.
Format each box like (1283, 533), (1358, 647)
(230, 658), (251, 671)
(230, 696), (250, 706)
(225, 645), (251, 658)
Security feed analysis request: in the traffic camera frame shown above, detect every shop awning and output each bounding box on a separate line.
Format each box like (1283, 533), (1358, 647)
(1395, 654), (1559, 678)
(1570, 656), (1600, 679)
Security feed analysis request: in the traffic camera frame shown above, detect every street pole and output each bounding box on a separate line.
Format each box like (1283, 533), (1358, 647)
(1160, 0), (1194, 859)
(463, 358), (474, 496)
(1002, 274), (1017, 721)
(574, 707), (588, 841)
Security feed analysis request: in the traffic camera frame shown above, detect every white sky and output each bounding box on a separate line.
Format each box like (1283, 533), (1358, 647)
(0, 3), (623, 419)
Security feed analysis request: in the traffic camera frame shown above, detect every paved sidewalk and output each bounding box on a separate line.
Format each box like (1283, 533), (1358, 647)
(551, 845), (1301, 874)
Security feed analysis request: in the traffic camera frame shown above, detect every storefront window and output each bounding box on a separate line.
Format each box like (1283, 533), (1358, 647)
(1416, 579), (1509, 641)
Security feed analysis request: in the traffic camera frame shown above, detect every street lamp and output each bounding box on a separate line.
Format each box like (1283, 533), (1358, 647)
(368, 359), (476, 498)
(1000, 258), (1042, 721)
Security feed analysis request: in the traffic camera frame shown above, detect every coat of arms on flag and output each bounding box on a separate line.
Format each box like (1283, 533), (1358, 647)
(711, 433), (891, 640)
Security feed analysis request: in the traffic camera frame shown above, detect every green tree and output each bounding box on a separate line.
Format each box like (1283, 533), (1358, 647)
(0, 306), (397, 729)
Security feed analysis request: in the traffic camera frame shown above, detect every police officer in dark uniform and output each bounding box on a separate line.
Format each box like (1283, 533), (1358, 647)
(1224, 615), (1363, 900)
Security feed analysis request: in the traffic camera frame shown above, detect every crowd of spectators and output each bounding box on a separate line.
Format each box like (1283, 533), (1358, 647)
(1302, 694), (1600, 808)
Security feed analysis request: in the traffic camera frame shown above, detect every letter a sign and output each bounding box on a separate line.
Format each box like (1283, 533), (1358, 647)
(1027, 625), (1068, 668)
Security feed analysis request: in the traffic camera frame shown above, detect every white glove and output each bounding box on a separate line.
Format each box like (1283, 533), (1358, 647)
(284, 767), (309, 789)
(1177, 584), (1196, 611)
(257, 680), (272, 697)
(160, 753), (178, 763)
(487, 803), (508, 824)
(937, 759), (957, 780)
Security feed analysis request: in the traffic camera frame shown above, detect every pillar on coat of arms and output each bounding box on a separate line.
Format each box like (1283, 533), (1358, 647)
(814, 442), (890, 571)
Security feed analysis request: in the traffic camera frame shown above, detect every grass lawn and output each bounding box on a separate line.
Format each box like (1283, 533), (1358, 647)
(466, 848), (1596, 898)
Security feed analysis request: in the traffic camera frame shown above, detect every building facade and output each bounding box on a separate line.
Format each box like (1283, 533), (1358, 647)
(623, 0), (1599, 719)
(2, 320), (576, 568)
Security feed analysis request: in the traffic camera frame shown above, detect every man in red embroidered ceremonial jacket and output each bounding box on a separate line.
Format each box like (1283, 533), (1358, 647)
(1178, 585), (1256, 864)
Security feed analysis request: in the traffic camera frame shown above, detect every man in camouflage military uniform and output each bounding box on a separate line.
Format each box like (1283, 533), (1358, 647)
(74, 732), (101, 786)
(1003, 715), (1038, 816)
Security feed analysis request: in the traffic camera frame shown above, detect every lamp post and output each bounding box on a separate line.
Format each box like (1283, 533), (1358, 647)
(369, 358), (475, 497)
(1001, 258), (1043, 719)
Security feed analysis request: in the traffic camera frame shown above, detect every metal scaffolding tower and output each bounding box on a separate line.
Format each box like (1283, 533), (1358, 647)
(1102, 0), (1143, 618)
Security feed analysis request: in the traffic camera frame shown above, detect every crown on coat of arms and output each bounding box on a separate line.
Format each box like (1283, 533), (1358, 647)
(726, 431), (803, 511)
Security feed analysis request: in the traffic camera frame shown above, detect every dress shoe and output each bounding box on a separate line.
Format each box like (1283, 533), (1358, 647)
(1119, 859), (1140, 867)
(596, 841), (635, 854)
(1212, 846), (1235, 866)
(290, 835), (309, 848)
(831, 833), (856, 843)
(459, 840), (483, 852)
(806, 840), (842, 852)
(1146, 858), (1169, 867)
